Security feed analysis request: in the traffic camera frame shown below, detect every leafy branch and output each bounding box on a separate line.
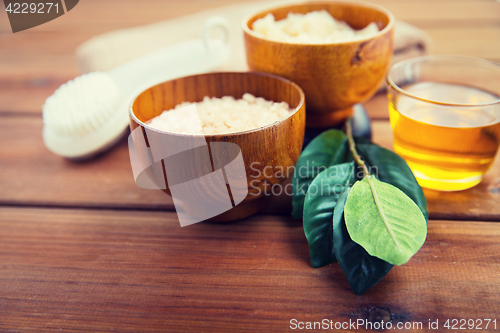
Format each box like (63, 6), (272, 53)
(293, 125), (428, 295)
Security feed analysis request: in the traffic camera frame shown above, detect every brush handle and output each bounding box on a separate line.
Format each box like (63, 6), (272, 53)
(108, 16), (232, 99)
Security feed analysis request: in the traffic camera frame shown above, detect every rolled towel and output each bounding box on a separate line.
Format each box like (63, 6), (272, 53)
(76, 0), (433, 88)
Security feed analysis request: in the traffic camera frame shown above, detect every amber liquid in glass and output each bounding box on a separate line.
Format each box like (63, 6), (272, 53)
(389, 82), (500, 191)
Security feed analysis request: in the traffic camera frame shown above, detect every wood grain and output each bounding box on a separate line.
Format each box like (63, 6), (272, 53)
(0, 207), (498, 332)
(1, 116), (499, 220)
(0, 0), (499, 331)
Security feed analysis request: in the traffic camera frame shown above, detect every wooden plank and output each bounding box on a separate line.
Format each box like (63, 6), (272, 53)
(0, 0), (262, 33)
(0, 1), (499, 115)
(0, 207), (498, 332)
(1, 0), (496, 33)
(0, 116), (173, 210)
(0, 74), (73, 115)
(2, 40), (500, 116)
(381, 1), (500, 24)
(1, 116), (499, 220)
(2, 5), (499, 61)
(364, 93), (389, 120)
(427, 27), (500, 60)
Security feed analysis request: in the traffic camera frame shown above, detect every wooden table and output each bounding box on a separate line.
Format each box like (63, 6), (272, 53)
(1, 0), (499, 331)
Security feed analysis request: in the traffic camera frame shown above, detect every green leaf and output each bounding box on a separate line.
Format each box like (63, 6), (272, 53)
(357, 144), (428, 222)
(292, 130), (348, 219)
(345, 177), (427, 266)
(303, 162), (355, 268)
(333, 187), (393, 295)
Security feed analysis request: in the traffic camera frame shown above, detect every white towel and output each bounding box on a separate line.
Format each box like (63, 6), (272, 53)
(76, 0), (433, 87)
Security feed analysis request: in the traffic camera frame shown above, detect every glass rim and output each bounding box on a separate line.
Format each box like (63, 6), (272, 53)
(387, 55), (500, 107)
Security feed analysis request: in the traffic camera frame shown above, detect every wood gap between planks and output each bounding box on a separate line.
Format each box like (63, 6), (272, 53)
(1, 200), (500, 222)
(0, 201), (175, 213)
(0, 202), (499, 224)
(0, 111), (43, 118)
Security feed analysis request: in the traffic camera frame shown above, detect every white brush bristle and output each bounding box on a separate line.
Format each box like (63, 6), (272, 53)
(43, 72), (121, 137)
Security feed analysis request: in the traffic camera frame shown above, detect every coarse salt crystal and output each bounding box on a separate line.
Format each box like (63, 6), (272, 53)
(252, 10), (379, 44)
(147, 93), (291, 134)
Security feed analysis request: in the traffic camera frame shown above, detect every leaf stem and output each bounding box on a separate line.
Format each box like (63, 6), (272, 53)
(345, 119), (370, 177)
(345, 118), (402, 252)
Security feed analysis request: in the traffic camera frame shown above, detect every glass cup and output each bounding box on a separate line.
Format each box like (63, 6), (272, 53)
(387, 56), (500, 191)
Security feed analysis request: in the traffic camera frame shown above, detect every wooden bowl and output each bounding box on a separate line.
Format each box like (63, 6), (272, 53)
(130, 72), (305, 222)
(243, 0), (394, 127)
